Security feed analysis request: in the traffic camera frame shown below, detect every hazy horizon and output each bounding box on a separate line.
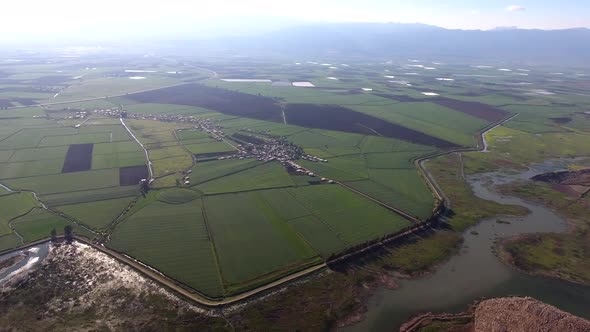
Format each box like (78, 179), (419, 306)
(1, 0), (589, 42)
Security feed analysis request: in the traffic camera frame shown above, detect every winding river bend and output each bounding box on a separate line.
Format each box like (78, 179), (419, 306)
(345, 159), (590, 331)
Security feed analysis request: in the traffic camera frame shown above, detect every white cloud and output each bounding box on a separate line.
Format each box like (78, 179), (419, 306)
(506, 5), (526, 12)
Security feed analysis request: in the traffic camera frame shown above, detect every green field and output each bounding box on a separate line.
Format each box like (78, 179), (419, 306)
(0, 192), (40, 236)
(196, 162), (295, 194)
(184, 141), (236, 155)
(157, 188), (202, 204)
(12, 208), (94, 243)
(109, 198), (224, 297)
(40, 186), (139, 206)
(55, 196), (136, 230)
(2, 54), (588, 303)
(0, 233), (21, 252)
(285, 185), (411, 246)
(4, 168), (120, 195)
(0, 158), (64, 179)
(349, 102), (488, 147)
(203, 192), (319, 291)
(190, 159), (263, 185)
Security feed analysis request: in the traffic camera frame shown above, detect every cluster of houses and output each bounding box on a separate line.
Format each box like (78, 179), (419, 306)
(51, 109), (89, 120)
(225, 132), (329, 166)
(283, 160), (335, 183)
(92, 108), (223, 136)
(181, 169), (192, 185)
(91, 108), (122, 118)
(231, 136), (305, 162)
(240, 127), (271, 135)
(71, 111), (88, 119)
(88, 108), (335, 183)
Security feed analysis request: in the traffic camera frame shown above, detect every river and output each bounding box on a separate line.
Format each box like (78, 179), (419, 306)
(345, 159), (590, 331)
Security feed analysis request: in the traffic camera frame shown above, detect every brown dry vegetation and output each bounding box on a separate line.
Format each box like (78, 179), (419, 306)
(474, 297), (590, 332)
(400, 297), (590, 332)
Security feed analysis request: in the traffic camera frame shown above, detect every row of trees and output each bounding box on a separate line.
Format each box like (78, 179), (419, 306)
(49, 225), (74, 244)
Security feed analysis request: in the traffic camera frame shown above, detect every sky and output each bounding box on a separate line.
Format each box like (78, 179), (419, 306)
(1, 0), (588, 41)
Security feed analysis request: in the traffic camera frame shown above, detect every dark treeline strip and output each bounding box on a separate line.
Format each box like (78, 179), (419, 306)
(119, 165), (149, 186)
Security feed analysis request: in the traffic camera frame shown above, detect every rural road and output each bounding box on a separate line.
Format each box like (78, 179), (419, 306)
(0, 182), (96, 245)
(119, 117), (154, 180)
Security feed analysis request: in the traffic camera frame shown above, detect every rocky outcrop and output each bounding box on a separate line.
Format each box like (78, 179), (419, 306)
(474, 297), (590, 332)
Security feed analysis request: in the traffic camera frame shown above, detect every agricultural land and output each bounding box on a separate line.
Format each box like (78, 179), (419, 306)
(0, 50), (589, 323)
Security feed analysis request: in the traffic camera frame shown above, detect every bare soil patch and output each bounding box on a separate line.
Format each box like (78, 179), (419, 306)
(119, 165), (149, 186)
(285, 104), (459, 148)
(127, 83), (284, 122)
(128, 84), (458, 148)
(550, 117), (572, 124)
(431, 97), (510, 122)
(375, 93), (510, 122)
(62, 143), (93, 173)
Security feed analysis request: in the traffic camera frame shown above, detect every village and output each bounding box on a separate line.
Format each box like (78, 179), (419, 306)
(89, 108), (332, 184)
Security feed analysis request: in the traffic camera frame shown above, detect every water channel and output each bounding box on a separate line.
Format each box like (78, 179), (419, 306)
(346, 159), (590, 331)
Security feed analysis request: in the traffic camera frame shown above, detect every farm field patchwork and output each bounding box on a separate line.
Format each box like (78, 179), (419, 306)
(125, 119), (193, 186)
(4, 54), (587, 302)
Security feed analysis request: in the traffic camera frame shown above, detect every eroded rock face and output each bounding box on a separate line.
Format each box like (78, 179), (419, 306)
(474, 297), (590, 332)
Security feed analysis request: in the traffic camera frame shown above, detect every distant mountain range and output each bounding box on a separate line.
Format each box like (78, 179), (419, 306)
(194, 23), (590, 66)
